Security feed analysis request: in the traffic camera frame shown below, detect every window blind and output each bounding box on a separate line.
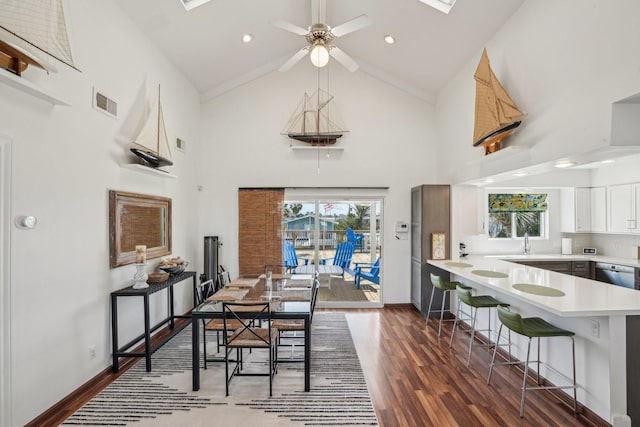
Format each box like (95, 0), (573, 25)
(238, 188), (284, 276)
(488, 193), (548, 213)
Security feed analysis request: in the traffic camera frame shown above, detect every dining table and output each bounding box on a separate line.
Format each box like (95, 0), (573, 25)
(191, 275), (313, 392)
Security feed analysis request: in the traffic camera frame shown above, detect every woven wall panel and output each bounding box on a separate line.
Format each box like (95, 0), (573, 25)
(238, 189), (284, 276)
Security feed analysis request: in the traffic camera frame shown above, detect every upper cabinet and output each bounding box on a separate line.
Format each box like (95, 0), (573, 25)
(590, 187), (607, 232)
(607, 184), (638, 233)
(561, 188), (591, 232)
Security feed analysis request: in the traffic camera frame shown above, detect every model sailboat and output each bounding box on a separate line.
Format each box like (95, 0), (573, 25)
(473, 49), (525, 155)
(130, 86), (173, 168)
(0, 0), (77, 76)
(282, 88), (347, 146)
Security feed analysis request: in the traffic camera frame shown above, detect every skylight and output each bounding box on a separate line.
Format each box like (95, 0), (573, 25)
(180, 0), (212, 11)
(418, 0), (457, 14)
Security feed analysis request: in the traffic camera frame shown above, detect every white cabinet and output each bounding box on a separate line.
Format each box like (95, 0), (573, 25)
(561, 188), (591, 232)
(607, 184), (638, 233)
(590, 187), (607, 232)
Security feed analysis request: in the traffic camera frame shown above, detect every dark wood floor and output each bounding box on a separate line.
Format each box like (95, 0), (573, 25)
(335, 306), (605, 427)
(30, 306), (605, 427)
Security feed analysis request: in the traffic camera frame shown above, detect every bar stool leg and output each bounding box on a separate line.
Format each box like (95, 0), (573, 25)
(449, 302), (461, 348)
(571, 336), (577, 414)
(520, 338), (533, 417)
(467, 307), (478, 365)
(487, 323), (503, 384)
(438, 289), (450, 337)
(426, 285), (437, 328)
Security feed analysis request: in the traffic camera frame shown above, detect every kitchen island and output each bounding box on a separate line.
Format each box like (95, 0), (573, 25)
(428, 255), (640, 427)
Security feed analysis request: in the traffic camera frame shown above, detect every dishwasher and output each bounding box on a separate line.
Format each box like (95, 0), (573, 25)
(594, 263), (637, 289)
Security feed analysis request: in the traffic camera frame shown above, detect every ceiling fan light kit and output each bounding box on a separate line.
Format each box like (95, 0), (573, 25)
(273, 1), (371, 72)
(309, 40), (330, 68)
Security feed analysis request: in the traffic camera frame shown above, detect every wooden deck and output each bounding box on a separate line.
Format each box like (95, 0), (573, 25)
(297, 249), (380, 303)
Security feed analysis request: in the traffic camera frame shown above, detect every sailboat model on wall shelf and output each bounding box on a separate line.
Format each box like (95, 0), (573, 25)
(473, 49), (525, 155)
(0, 0), (77, 76)
(130, 85), (173, 168)
(282, 88), (348, 146)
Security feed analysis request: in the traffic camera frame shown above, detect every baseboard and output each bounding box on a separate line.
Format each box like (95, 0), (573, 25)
(25, 316), (191, 427)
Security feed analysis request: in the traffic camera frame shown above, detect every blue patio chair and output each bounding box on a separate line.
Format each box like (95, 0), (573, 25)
(354, 258), (380, 289)
(321, 241), (355, 277)
(347, 228), (364, 252)
(283, 241), (308, 272)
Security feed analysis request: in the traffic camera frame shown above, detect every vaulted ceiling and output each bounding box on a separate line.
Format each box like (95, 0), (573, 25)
(115, 0), (525, 103)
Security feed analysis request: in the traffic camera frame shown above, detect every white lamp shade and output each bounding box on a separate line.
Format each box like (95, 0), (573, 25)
(310, 41), (329, 68)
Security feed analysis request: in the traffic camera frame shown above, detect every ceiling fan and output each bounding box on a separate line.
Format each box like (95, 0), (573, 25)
(273, 0), (371, 72)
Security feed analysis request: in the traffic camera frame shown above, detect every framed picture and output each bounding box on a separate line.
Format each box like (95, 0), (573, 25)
(431, 232), (447, 260)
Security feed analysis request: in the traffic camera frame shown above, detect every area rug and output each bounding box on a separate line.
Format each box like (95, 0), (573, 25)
(61, 313), (378, 426)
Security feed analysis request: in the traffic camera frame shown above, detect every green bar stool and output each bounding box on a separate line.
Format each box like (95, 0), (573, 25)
(487, 305), (578, 418)
(426, 273), (471, 337)
(449, 285), (508, 365)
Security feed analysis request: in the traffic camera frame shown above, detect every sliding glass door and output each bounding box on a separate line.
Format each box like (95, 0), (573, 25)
(282, 197), (382, 307)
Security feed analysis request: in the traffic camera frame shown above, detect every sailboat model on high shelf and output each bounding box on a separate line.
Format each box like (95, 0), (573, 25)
(0, 0), (77, 76)
(130, 85), (173, 168)
(282, 88), (348, 146)
(473, 49), (525, 155)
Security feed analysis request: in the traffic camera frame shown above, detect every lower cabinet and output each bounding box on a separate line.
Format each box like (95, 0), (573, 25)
(513, 260), (594, 279)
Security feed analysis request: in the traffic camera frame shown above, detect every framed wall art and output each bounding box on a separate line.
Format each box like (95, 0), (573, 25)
(431, 232), (447, 260)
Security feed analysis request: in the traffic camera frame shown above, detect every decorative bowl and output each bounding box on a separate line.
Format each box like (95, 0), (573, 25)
(159, 261), (189, 275)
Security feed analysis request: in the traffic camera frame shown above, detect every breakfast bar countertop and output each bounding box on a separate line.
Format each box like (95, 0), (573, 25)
(483, 252), (640, 268)
(428, 255), (640, 317)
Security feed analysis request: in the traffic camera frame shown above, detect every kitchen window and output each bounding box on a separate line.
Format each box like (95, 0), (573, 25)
(487, 193), (548, 239)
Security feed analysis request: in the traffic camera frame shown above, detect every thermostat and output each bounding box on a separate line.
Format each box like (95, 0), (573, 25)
(395, 221), (409, 240)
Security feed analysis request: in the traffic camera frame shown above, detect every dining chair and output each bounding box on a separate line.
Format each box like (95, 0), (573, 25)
(215, 265), (232, 291)
(195, 279), (242, 368)
(223, 301), (279, 396)
(272, 277), (320, 362)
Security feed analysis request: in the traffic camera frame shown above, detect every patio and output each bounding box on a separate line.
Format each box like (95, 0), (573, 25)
(296, 249), (380, 304)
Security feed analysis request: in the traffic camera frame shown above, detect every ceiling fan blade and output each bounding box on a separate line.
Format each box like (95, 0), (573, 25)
(272, 19), (308, 36)
(311, 0), (326, 24)
(329, 46), (359, 72)
(330, 14), (371, 38)
(279, 48), (309, 72)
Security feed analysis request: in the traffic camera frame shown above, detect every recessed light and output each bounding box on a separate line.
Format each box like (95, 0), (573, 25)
(241, 33), (254, 44)
(601, 159), (616, 164)
(554, 162), (576, 169)
(383, 35), (396, 45)
(484, 178), (495, 183)
(514, 172), (529, 177)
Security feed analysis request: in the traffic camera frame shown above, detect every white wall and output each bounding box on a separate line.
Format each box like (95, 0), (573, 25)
(436, 0), (640, 184)
(0, 1), (201, 425)
(440, 0), (640, 258)
(196, 60), (437, 305)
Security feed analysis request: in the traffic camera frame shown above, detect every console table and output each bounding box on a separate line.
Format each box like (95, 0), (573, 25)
(111, 271), (197, 372)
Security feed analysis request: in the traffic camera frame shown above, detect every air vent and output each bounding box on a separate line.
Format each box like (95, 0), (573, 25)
(92, 87), (117, 118)
(176, 138), (186, 153)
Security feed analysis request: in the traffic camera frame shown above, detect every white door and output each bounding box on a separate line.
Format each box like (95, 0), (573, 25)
(0, 136), (12, 427)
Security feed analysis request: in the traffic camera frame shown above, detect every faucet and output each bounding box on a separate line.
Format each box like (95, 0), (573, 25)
(523, 232), (531, 255)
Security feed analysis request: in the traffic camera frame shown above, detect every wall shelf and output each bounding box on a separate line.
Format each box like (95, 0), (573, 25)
(0, 69), (70, 105)
(121, 163), (177, 179)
